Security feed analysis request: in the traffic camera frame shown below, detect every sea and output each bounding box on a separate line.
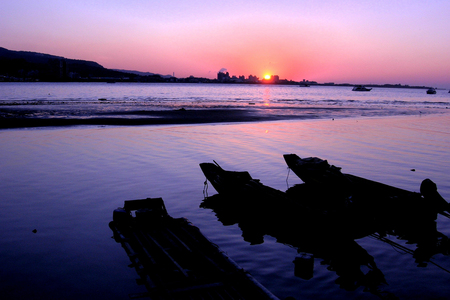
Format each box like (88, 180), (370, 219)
(1, 82), (450, 300)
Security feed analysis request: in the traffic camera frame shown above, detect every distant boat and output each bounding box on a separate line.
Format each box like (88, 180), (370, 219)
(299, 84), (310, 87)
(427, 88), (436, 94)
(352, 85), (372, 91)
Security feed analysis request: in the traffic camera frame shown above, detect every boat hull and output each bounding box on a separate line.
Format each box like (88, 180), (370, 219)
(283, 153), (449, 225)
(110, 197), (280, 300)
(200, 161), (377, 240)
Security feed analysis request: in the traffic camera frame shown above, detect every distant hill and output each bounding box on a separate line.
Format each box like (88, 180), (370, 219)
(112, 69), (172, 78)
(112, 69), (157, 76)
(0, 47), (101, 67)
(0, 47), (141, 81)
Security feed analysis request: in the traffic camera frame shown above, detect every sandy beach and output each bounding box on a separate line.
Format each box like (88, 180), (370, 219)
(0, 108), (279, 128)
(0, 105), (445, 129)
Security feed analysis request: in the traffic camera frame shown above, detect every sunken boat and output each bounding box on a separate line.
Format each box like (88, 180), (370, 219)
(200, 161), (377, 240)
(109, 197), (280, 300)
(283, 154), (450, 229)
(201, 159), (450, 297)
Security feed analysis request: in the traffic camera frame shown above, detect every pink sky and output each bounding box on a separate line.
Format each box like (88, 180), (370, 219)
(2, 0), (450, 87)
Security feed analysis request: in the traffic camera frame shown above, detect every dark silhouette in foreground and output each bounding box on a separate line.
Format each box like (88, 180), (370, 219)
(109, 197), (281, 300)
(200, 157), (450, 299)
(201, 193), (393, 298)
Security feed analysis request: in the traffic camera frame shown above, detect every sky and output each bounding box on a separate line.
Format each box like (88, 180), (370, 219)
(1, 0), (450, 87)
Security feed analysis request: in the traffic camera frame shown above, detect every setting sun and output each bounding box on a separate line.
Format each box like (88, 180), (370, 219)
(264, 74), (271, 80)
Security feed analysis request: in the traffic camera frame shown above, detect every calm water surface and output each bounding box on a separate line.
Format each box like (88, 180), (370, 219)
(1, 82), (449, 120)
(1, 83), (450, 299)
(1, 113), (450, 299)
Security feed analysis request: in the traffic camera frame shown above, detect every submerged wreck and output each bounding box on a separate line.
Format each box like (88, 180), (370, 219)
(200, 161), (377, 240)
(283, 154), (450, 266)
(200, 156), (450, 297)
(200, 156), (450, 242)
(109, 197), (280, 300)
(283, 154), (450, 224)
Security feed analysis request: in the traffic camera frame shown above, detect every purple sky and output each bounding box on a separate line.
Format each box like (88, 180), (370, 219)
(2, 0), (449, 87)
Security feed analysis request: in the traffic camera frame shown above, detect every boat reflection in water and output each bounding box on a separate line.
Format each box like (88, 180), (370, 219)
(282, 154), (450, 269)
(200, 159), (450, 299)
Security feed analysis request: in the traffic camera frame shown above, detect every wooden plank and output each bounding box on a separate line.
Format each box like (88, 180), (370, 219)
(110, 198), (281, 300)
(124, 198), (166, 213)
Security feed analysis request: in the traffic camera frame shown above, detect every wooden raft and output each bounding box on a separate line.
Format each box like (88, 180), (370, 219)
(109, 197), (280, 300)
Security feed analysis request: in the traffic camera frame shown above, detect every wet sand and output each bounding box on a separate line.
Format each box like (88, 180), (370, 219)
(0, 108), (319, 129)
(0, 104), (436, 129)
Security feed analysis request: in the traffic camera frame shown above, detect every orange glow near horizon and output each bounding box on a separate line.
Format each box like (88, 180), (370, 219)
(2, 2), (450, 87)
(264, 74), (271, 80)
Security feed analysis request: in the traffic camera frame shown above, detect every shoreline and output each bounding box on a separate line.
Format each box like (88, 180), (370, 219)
(0, 108), (448, 129)
(0, 109), (284, 129)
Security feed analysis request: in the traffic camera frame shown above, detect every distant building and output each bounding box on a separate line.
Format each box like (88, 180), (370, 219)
(300, 79), (318, 85)
(248, 75), (259, 83)
(217, 71), (230, 82)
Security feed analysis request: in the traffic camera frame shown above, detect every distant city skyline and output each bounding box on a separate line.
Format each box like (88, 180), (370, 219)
(1, 1), (450, 88)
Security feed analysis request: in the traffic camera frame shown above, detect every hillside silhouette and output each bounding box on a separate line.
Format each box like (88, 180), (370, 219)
(0, 47), (163, 82)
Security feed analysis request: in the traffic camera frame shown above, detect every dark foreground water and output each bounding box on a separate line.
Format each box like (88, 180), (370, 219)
(1, 113), (450, 300)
